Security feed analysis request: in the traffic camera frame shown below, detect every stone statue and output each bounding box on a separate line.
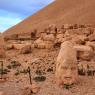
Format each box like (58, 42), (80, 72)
(55, 41), (78, 87)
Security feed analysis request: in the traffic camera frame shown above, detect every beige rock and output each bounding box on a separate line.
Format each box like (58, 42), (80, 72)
(63, 36), (72, 42)
(64, 24), (73, 29)
(13, 43), (25, 50)
(54, 38), (64, 45)
(73, 38), (84, 45)
(48, 24), (57, 34)
(55, 41), (78, 86)
(74, 45), (93, 52)
(34, 38), (45, 49)
(88, 33), (95, 41)
(86, 41), (95, 50)
(83, 27), (94, 36)
(6, 44), (14, 50)
(34, 38), (54, 49)
(20, 45), (31, 54)
(56, 34), (63, 39)
(42, 34), (55, 42)
(74, 45), (93, 60)
(78, 51), (93, 61)
(45, 41), (53, 49)
(72, 35), (88, 45)
(24, 83), (40, 94)
(65, 28), (92, 36)
(64, 28), (82, 37)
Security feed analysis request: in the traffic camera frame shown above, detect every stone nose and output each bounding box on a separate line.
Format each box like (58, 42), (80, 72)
(66, 69), (72, 77)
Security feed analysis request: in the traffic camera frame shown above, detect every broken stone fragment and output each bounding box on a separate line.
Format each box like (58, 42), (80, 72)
(13, 43), (25, 50)
(34, 38), (45, 49)
(88, 32), (95, 41)
(74, 45), (94, 61)
(20, 45), (31, 54)
(23, 83), (40, 94)
(86, 41), (95, 50)
(74, 45), (93, 52)
(42, 34), (55, 42)
(6, 44), (14, 50)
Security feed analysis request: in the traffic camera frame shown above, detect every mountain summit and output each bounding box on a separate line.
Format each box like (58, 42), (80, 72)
(4, 0), (95, 35)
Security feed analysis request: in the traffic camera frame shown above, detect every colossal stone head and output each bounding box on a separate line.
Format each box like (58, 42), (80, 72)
(55, 41), (78, 86)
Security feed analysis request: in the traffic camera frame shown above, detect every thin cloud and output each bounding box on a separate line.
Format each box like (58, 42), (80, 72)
(0, 0), (54, 16)
(0, 15), (22, 32)
(0, 0), (54, 32)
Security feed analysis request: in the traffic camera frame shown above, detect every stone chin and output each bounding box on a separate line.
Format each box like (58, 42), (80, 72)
(62, 76), (78, 85)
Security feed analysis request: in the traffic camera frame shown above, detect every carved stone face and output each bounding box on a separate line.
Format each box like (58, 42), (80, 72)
(62, 64), (77, 84)
(56, 60), (78, 85)
(55, 41), (78, 86)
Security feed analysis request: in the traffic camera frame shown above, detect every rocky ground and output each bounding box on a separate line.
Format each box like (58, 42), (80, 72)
(1, 70), (95, 95)
(0, 24), (95, 95)
(0, 48), (95, 95)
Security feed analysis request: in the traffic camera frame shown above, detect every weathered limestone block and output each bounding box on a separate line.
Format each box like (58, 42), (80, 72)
(78, 51), (93, 61)
(45, 41), (54, 49)
(20, 45), (31, 54)
(42, 34), (55, 42)
(34, 38), (54, 49)
(64, 24), (73, 29)
(48, 24), (57, 34)
(64, 30), (71, 37)
(72, 35), (88, 45)
(74, 45), (93, 61)
(86, 41), (95, 50)
(83, 27), (94, 36)
(88, 31), (95, 41)
(6, 44), (14, 50)
(55, 41), (78, 86)
(57, 28), (66, 34)
(74, 45), (93, 52)
(13, 44), (26, 50)
(34, 39), (45, 49)
(55, 33), (64, 44)
(54, 38), (64, 45)
(56, 33), (63, 39)
(64, 27), (93, 36)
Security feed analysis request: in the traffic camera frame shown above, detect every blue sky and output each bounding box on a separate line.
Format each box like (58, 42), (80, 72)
(0, 0), (54, 32)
